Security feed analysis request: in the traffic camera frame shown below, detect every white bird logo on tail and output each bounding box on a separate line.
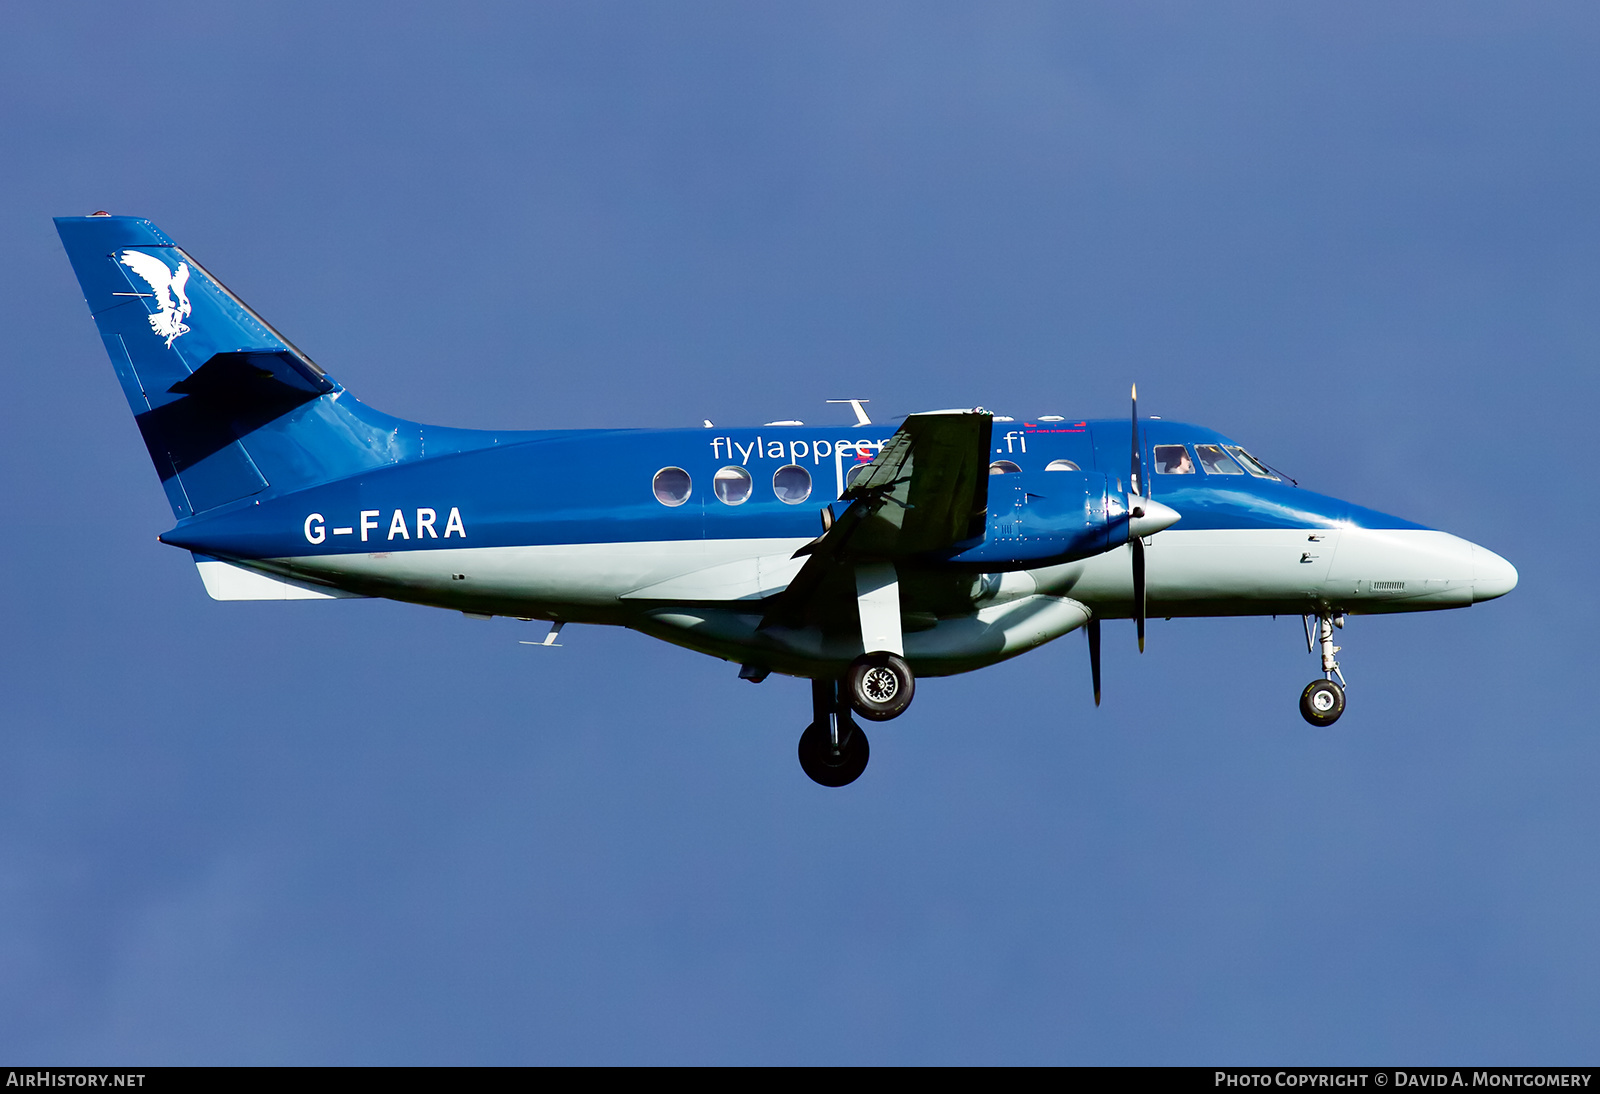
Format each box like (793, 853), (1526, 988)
(119, 250), (192, 347)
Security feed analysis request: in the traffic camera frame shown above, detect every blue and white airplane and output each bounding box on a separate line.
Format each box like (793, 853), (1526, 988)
(57, 214), (1517, 786)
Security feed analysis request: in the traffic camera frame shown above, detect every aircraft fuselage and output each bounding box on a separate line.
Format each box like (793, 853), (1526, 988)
(161, 416), (1515, 679)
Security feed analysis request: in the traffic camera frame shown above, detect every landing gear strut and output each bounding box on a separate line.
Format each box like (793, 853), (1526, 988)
(1299, 612), (1347, 726)
(798, 678), (870, 787)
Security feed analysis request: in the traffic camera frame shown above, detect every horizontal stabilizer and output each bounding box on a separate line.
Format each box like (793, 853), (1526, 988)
(169, 349), (333, 404)
(194, 556), (368, 601)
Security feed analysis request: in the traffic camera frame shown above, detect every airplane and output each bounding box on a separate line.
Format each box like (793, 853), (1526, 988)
(55, 213), (1518, 787)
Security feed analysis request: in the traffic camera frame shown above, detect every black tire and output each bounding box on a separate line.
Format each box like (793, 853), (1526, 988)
(845, 653), (915, 721)
(1299, 679), (1346, 726)
(798, 716), (870, 787)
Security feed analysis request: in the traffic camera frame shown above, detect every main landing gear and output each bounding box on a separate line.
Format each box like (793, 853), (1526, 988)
(1299, 612), (1347, 726)
(845, 652), (915, 721)
(799, 678), (870, 786)
(798, 654), (917, 786)
(799, 563), (920, 785)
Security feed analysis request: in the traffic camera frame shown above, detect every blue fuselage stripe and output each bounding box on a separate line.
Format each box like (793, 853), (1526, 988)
(160, 416), (1428, 559)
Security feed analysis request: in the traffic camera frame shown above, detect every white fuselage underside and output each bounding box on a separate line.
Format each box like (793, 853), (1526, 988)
(199, 526), (1510, 677)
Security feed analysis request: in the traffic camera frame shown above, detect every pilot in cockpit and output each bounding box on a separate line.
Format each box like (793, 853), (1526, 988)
(1154, 444), (1194, 474)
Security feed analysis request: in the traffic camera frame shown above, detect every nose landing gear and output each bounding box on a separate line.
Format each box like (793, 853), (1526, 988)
(1299, 612), (1347, 726)
(798, 678), (870, 786)
(1300, 678), (1346, 725)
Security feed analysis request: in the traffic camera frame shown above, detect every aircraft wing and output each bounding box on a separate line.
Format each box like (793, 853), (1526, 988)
(764, 409), (992, 626)
(833, 408), (993, 555)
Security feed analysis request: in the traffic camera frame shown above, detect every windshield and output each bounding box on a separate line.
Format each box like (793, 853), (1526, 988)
(1195, 444), (1243, 474)
(1222, 444), (1280, 480)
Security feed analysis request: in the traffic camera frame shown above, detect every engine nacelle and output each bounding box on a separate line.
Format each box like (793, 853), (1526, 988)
(938, 471), (1174, 570)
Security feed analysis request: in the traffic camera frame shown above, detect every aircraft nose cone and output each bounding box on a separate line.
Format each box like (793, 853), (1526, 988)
(1471, 544), (1518, 603)
(1130, 498), (1180, 538)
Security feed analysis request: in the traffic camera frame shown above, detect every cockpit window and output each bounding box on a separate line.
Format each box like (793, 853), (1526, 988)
(1045, 459), (1080, 471)
(1194, 444), (1244, 474)
(653, 467), (691, 506)
(1222, 445), (1280, 480)
(713, 465), (753, 505)
(1153, 445), (1194, 474)
(772, 464), (812, 504)
(988, 460), (1022, 475)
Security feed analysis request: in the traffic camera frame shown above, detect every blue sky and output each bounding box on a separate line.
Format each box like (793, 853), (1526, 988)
(2, 2), (1595, 1064)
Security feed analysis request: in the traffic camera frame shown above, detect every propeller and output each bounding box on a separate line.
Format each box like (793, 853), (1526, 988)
(1130, 383), (1147, 653)
(1088, 384), (1180, 704)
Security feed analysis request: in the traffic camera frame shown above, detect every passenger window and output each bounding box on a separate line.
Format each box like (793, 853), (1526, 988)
(653, 467), (692, 506)
(1222, 444), (1280, 480)
(713, 466), (753, 505)
(1153, 445), (1195, 474)
(773, 464), (812, 504)
(1044, 459), (1080, 472)
(988, 460), (1022, 475)
(1194, 444), (1244, 474)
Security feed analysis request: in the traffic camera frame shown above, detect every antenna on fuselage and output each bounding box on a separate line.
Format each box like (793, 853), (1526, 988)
(519, 621), (564, 648)
(827, 399), (872, 427)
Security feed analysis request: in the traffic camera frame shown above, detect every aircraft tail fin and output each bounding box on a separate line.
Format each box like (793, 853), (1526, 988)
(55, 215), (472, 521)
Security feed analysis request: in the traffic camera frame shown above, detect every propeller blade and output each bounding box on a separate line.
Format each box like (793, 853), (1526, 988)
(1130, 383), (1142, 499)
(1131, 534), (1146, 653)
(1087, 616), (1102, 706)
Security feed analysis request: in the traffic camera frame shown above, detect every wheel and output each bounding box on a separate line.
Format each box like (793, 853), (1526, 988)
(845, 653), (915, 721)
(1299, 679), (1345, 726)
(798, 716), (870, 787)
